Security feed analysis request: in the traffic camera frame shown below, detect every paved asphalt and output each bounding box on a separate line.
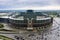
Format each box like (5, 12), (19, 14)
(0, 17), (60, 40)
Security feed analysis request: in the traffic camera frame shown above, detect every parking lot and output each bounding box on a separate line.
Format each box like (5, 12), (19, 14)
(18, 17), (60, 40)
(0, 17), (60, 40)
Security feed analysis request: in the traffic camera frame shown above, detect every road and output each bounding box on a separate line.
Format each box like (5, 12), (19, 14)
(0, 17), (60, 40)
(18, 17), (60, 40)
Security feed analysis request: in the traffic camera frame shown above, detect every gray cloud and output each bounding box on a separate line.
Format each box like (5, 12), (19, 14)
(0, 0), (60, 9)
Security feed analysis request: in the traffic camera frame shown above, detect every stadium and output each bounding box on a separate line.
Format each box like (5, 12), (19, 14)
(0, 10), (53, 30)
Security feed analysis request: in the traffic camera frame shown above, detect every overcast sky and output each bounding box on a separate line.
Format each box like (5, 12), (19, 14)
(0, 0), (60, 10)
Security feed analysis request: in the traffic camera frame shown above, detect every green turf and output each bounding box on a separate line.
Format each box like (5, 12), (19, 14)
(0, 35), (14, 40)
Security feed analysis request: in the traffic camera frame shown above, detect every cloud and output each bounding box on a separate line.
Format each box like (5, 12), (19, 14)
(0, 0), (60, 10)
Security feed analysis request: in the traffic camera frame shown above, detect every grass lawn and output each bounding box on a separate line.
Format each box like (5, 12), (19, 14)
(0, 35), (14, 40)
(0, 29), (16, 32)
